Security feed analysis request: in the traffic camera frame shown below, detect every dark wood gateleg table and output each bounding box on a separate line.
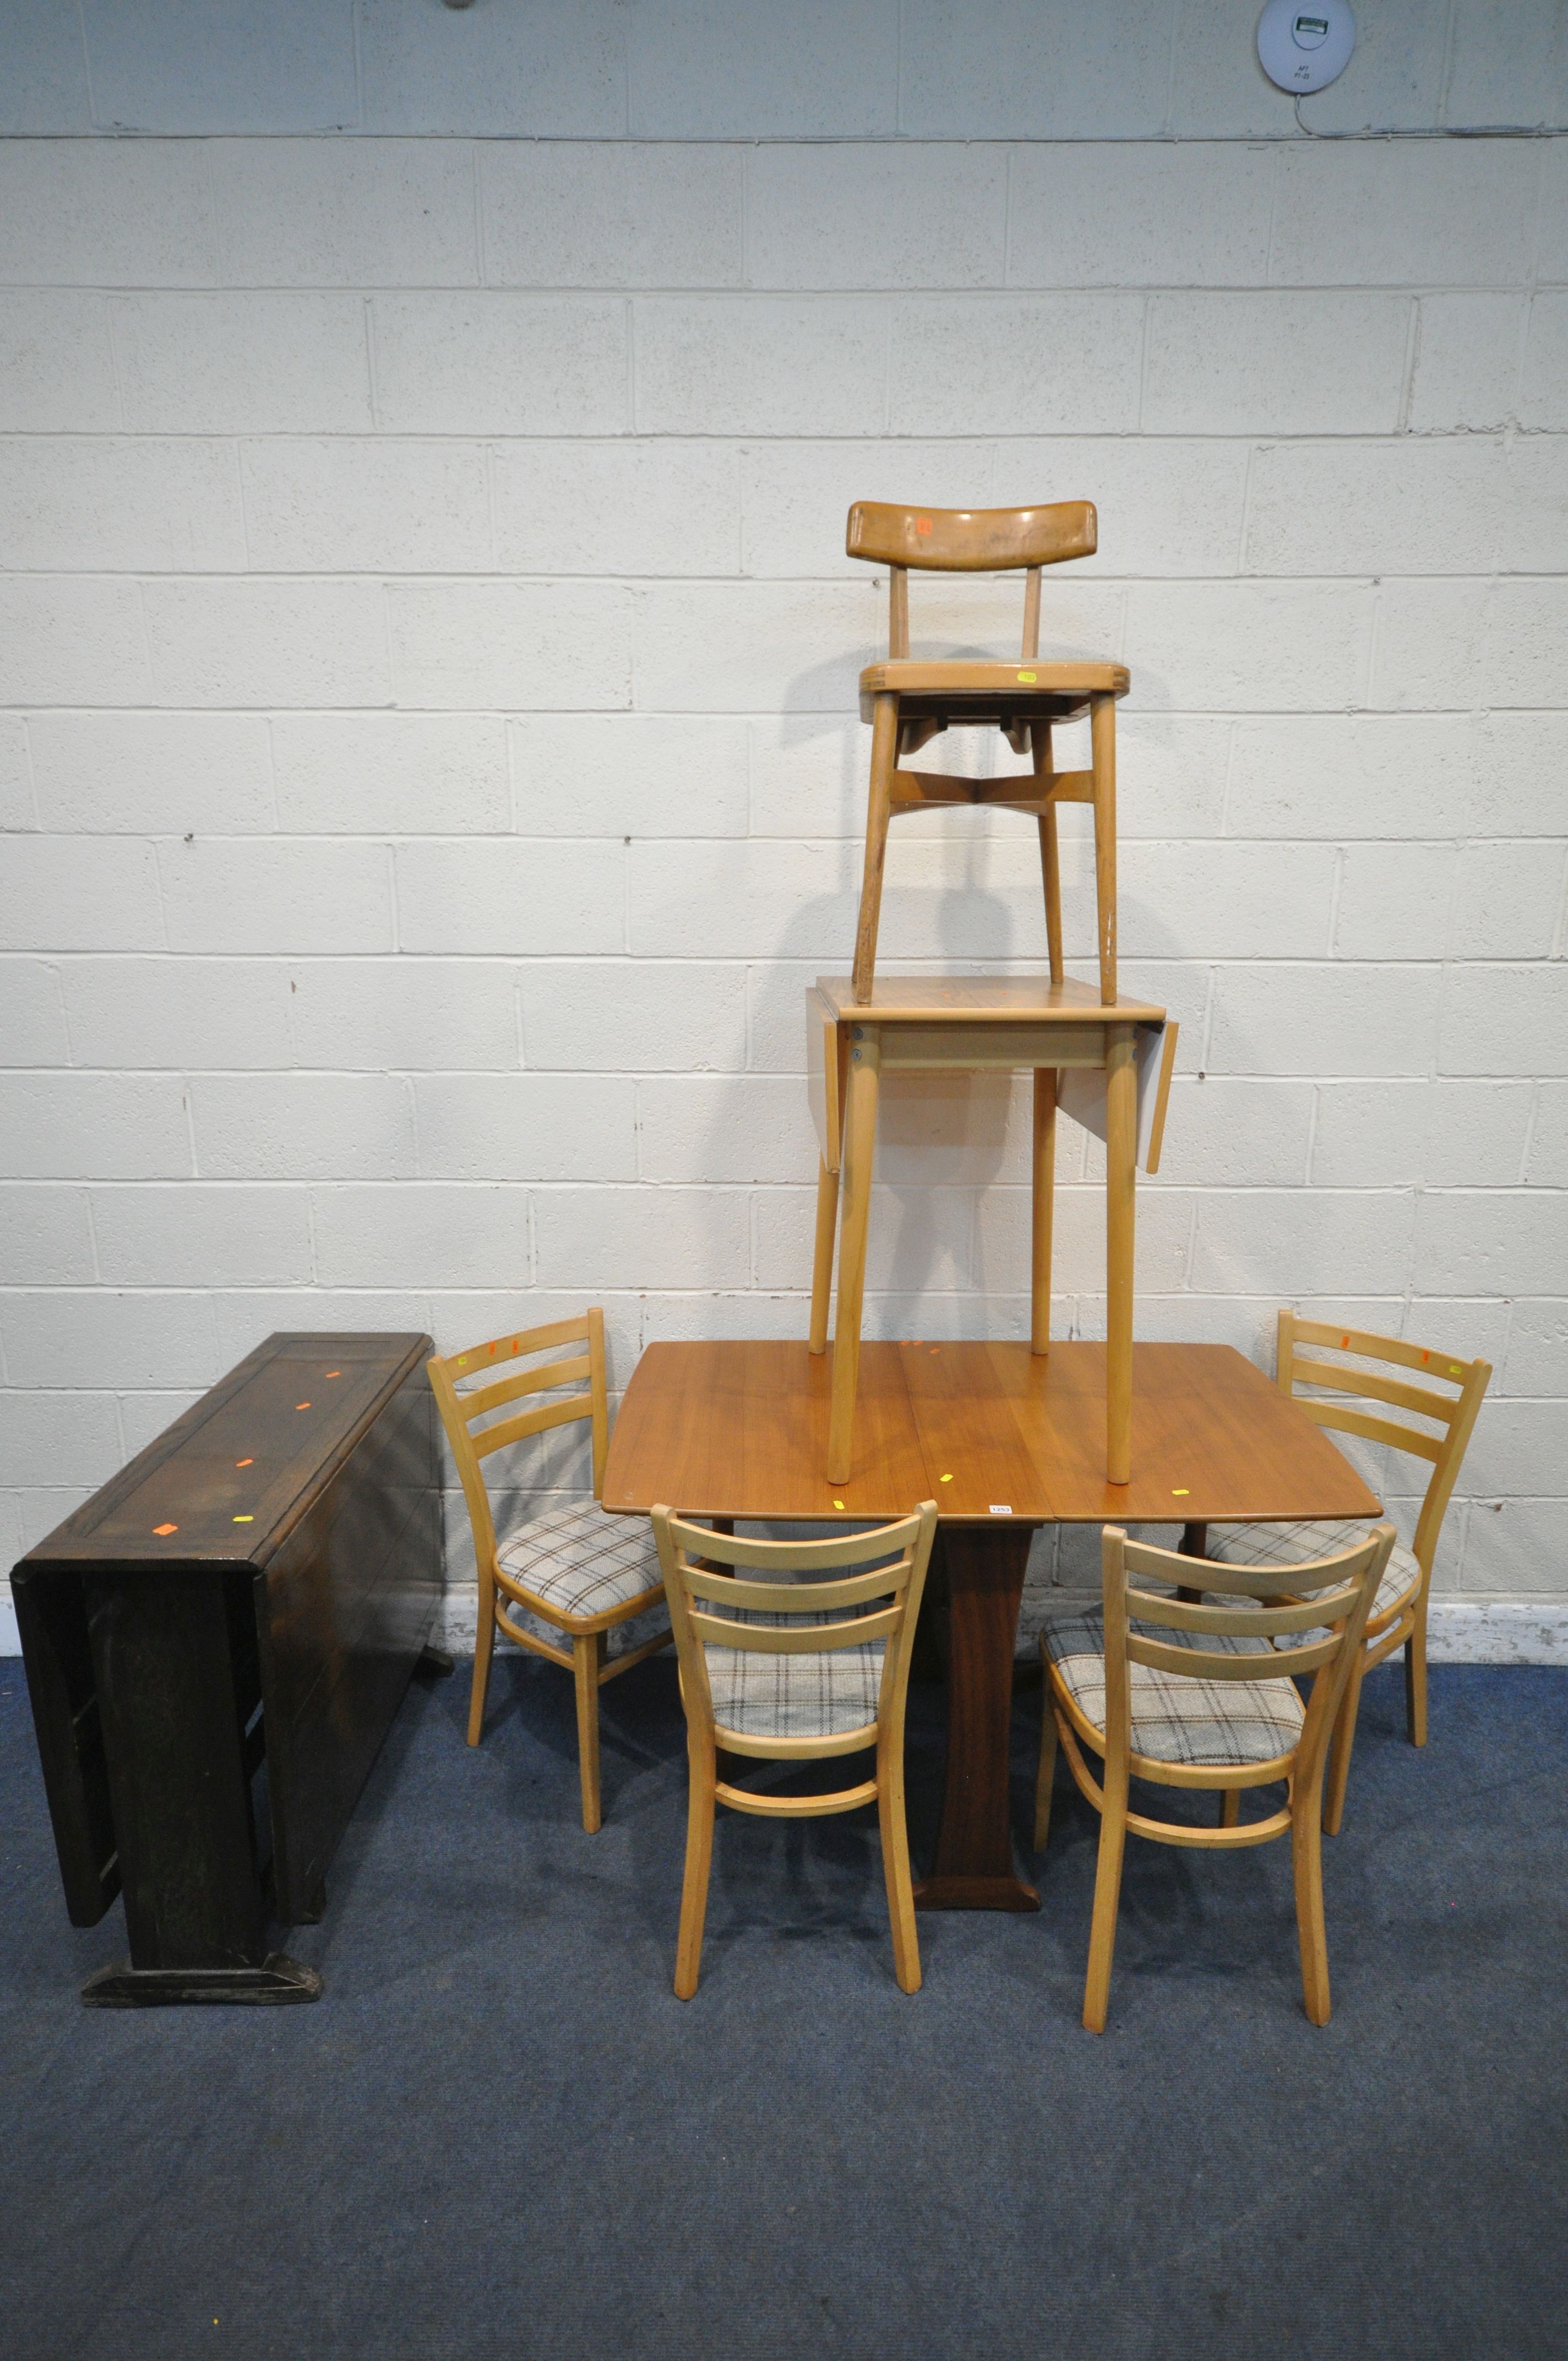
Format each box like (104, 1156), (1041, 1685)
(603, 1340), (1381, 1911)
(13, 1332), (444, 2004)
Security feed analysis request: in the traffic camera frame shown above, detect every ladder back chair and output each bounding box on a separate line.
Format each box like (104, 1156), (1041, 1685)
(1037, 1522), (1393, 2032)
(651, 1502), (938, 1999)
(428, 1310), (671, 1834)
(845, 499), (1128, 1005)
(1195, 1313), (1491, 1834)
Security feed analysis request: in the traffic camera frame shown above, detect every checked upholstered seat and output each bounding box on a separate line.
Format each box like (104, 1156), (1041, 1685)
(1044, 1611), (1303, 1767)
(497, 1498), (663, 1625)
(1203, 1519), (1420, 1630)
(700, 1609), (885, 1740)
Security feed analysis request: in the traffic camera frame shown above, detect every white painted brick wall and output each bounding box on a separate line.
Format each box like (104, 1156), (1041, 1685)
(2, 1), (1566, 1653)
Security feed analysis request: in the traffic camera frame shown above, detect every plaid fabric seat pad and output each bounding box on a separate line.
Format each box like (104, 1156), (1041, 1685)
(1205, 1518), (1420, 1623)
(495, 1500), (663, 1622)
(1046, 1612), (1304, 1768)
(704, 1634), (886, 1739)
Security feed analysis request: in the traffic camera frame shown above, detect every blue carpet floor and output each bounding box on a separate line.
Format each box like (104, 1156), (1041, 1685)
(1, 1652), (1565, 2361)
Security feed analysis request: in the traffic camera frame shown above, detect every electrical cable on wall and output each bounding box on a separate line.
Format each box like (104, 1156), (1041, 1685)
(1294, 95), (1568, 139)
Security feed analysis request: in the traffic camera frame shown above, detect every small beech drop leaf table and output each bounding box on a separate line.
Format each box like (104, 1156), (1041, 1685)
(603, 1340), (1382, 1912)
(807, 975), (1178, 1489)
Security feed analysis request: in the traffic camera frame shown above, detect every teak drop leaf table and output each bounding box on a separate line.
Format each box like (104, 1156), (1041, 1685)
(603, 1340), (1381, 1912)
(808, 975), (1178, 1487)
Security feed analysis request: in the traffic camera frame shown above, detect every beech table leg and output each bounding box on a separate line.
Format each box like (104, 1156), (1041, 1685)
(1031, 1067), (1056, 1356)
(914, 1523), (1041, 1912)
(808, 1154), (839, 1355)
(1091, 690), (1118, 1005)
(1105, 1021), (1136, 1486)
(827, 1029), (880, 1486)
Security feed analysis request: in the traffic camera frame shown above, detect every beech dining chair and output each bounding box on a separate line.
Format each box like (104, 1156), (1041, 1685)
(1194, 1313), (1491, 1833)
(1037, 1522), (1392, 2031)
(844, 499), (1127, 1003)
(651, 1501), (938, 1999)
(428, 1310), (671, 1833)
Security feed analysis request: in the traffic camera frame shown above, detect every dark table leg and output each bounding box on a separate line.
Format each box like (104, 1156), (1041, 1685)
(914, 1523), (1041, 1913)
(78, 1566), (321, 2006)
(1177, 1521), (1209, 1604)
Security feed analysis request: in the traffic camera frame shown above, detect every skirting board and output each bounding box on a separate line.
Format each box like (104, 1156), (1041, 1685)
(422, 1589), (1568, 1669)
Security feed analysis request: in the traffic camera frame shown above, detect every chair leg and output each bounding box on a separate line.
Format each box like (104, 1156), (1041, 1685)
(573, 1632), (605, 1833)
(1405, 1596), (1429, 1747)
(808, 1154), (840, 1356)
(850, 691), (899, 1003)
(466, 1563), (497, 1747)
(1082, 1772), (1128, 2034)
(1037, 814), (1064, 986)
(1292, 1787), (1332, 2026)
(673, 1736), (717, 2000)
(1090, 690), (1117, 1005)
(1032, 715), (1063, 987)
(878, 1737), (922, 1995)
(1322, 1650), (1367, 1837)
(1220, 1788), (1240, 1829)
(1033, 1685), (1060, 1854)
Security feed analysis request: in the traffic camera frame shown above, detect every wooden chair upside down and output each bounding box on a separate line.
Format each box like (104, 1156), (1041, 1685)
(1194, 1313), (1491, 1833)
(1037, 1522), (1393, 2032)
(652, 1502), (938, 1999)
(845, 498), (1128, 1005)
(428, 1309), (671, 1834)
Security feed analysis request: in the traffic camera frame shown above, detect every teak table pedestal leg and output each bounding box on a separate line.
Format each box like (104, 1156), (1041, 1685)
(914, 1524), (1041, 1913)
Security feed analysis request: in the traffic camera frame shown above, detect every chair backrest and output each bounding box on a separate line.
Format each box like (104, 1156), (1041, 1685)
(1276, 1313), (1492, 1579)
(427, 1310), (608, 1570)
(651, 1504), (938, 1754)
(845, 499), (1097, 660)
(1101, 1522), (1394, 1774)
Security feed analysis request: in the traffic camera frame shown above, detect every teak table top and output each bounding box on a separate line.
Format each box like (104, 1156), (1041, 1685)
(603, 1341), (1381, 1528)
(813, 973), (1166, 1027)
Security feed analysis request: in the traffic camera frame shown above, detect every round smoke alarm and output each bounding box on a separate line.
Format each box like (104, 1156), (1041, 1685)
(1257, 0), (1357, 94)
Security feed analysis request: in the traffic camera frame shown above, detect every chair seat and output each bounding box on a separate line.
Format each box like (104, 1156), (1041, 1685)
(1045, 1612), (1304, 1769)
(860, 659), (1128, 696)
(858, 659), (1127, 728)
(1204, 1519), (1422, 1628)
(495, 1499), (664, 1624)
(705, 1628), (885, 1740)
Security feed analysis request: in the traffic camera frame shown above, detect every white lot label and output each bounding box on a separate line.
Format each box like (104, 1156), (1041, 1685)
(989, 1504), (1012, 1515)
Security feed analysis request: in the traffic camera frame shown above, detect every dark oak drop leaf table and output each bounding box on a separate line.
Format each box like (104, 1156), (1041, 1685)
(13, 1332), (444, 2004)
(603, 1340), (1381, 1911)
